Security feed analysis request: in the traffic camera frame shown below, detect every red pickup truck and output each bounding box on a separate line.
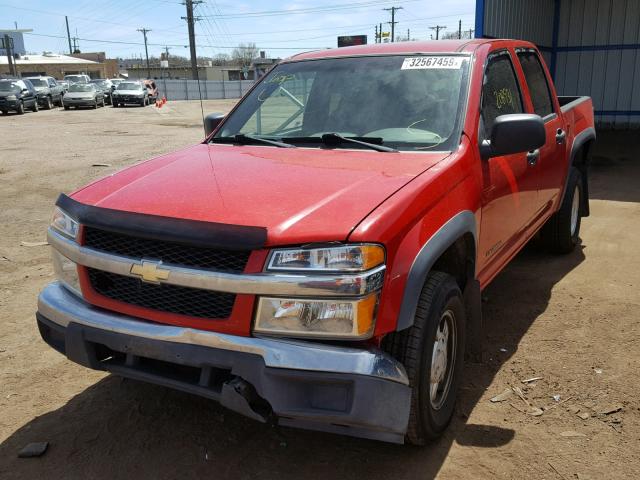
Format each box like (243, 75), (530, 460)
(38, 39), (595, 444)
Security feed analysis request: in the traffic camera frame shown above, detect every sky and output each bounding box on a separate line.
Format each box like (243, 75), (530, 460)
(0, 0), (477, 60)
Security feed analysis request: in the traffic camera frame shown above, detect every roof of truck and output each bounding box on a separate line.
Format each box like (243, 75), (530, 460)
(287, 39), (528, 62)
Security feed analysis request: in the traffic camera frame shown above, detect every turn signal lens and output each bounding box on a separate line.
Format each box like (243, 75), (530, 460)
(254, 294), (378, 340)
(267, 244), (384, 272)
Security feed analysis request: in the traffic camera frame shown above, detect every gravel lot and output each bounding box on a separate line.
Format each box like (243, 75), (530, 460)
(1, 101), (639, 479)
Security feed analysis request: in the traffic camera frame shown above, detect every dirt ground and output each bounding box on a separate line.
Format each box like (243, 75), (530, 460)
(1, 100), (639, 479)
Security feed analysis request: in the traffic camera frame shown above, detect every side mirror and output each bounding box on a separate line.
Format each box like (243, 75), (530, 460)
(204, 112), (225, 137)
(480, 114), (546, 160)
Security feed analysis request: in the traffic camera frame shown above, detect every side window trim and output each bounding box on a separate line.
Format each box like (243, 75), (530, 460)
(515, 48), (557, 121)
(479, 48), (525, 139)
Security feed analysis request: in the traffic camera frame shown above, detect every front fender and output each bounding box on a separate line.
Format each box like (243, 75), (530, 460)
(395, 210), (477, 331)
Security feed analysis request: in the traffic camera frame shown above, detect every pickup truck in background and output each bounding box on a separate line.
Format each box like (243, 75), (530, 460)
(37, 39), (595, 444)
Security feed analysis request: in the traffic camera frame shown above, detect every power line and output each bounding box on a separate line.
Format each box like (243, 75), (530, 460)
(197, 0), (422, 18)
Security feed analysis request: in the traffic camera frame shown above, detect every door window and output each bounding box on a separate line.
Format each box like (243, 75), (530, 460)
(481, 52), (524, 135)
(517, 51), (554, 117)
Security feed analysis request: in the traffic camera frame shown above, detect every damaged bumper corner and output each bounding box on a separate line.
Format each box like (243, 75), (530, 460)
(36, 282), (412, 443)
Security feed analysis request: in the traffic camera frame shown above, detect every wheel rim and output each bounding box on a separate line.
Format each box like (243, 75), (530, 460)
(429, 309), (457, 410)
(570, 185), (580, 236)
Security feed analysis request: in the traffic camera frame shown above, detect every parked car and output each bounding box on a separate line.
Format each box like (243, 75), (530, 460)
(57, 80), (70, 93)
(110, 78), (124, 91)
(90, 79), (113, 105)
(25, 76), (65, 109)
(143, 79), (158, 102)
(37, 39), (595, 445)
(0, 78), (39, 114)
(111, 81), (149, 107)
(62, 83), (104, 109)
(63, 74), (91, 85)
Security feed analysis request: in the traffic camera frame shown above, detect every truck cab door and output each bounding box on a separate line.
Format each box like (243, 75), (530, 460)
(477, 50), (539, 275)
(515, 49), (566, 213)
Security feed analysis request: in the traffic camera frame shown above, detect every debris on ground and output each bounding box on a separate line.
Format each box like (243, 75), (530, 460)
(559, 431), (586, 438)
(553, 394), (561, 402)
(20, 241), (48, 247)
(593, 368), (603, 374)
(490, 388), (513, 402)
(599, 405), (623, 415)
(91, 163), (112, 167)
(577, 412), (590, 420)
(17, 442), (49, 458)
(522, 376), (543, 384)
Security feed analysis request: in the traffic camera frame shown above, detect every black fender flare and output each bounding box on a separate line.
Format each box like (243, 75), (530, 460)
(395, 210), (477, 332)
(562, 127), (596, 216)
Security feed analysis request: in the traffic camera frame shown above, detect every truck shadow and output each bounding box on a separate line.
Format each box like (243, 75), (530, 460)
(0, 245), (585, 480)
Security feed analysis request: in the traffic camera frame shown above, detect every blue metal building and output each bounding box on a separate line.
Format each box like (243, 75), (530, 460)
(475, 0), (640, 128)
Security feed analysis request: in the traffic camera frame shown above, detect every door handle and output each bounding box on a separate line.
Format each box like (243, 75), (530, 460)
(556, 128), (566, 144)
(526, 149), (540, 166)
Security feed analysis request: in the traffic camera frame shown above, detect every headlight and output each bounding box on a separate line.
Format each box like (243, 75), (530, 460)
(52, 249), (81, 296)
(254, 294), (378, 340)
(51, 207), (79, 240)
(267, 244), (384, 272)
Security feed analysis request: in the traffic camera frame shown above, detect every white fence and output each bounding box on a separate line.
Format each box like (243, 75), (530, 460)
(157, 79), (255, 101)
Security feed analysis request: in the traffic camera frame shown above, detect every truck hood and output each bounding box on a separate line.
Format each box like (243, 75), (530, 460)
(72, 143), (449, 245)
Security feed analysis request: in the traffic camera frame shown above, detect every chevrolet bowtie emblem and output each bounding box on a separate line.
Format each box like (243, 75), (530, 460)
(130, 260), (170, 284)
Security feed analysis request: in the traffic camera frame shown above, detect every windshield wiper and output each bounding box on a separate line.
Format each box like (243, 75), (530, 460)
(211, 133), (296, 148)
(283, 133), (398, 152)
(322, 133), (398, 152)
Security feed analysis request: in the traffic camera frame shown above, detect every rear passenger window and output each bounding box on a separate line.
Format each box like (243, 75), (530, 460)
(517, 51), (554, 117)
(481, 52), (524, 135)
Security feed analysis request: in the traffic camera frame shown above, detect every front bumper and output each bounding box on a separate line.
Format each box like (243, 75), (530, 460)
(37, 282), (411, 443)
(0, 98), (19, 109)
(64, 97), (95, 106)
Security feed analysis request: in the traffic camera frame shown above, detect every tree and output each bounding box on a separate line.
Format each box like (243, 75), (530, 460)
(212, 53), (231, 66)
(232, 42), (259, 67)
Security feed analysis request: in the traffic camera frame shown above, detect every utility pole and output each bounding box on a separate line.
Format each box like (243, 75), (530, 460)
(182, 0), (202, 80)
(137, 28), (152, 78)
(383, 6), (402, 42)
(164, 46), (171, 62)
(14, 21), (17, 30)
(72, 36), (79, 53)
(3, 34), (16, 76)
(458, 20), (462, 39)
(429, 25), (447, 40)
(65, 16), (72, 54)
(407, 28), (410, 41)
(375, 25), (378, 43)
(467, 28), (475, 39)
(379, 23), (383, 42)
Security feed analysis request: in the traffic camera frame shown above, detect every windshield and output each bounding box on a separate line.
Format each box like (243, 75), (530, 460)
(0, 82), (21, 93)
(216, 55), (469, 151)
(117, 82), (142, 90)
(65, 75), (85, 83)
(69, 84), (95, 92)
(28, 79), (47, 87)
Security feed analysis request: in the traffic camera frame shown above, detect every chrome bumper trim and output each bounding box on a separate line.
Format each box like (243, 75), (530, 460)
(48, 228), (385, 297)
(38, 282), (409, 385)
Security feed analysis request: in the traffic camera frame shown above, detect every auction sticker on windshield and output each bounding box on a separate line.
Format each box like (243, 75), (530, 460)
(401, 56), (463, 70)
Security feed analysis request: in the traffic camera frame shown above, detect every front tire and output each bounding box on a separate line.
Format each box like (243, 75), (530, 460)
(541, 167), (583, 254)
(44, 96), (52, 109)
(32, 101), (39, 112)
(383, 271), (466, 445)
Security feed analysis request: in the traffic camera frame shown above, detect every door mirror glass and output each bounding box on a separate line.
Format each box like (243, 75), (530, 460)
(481, 113), (546, 159)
